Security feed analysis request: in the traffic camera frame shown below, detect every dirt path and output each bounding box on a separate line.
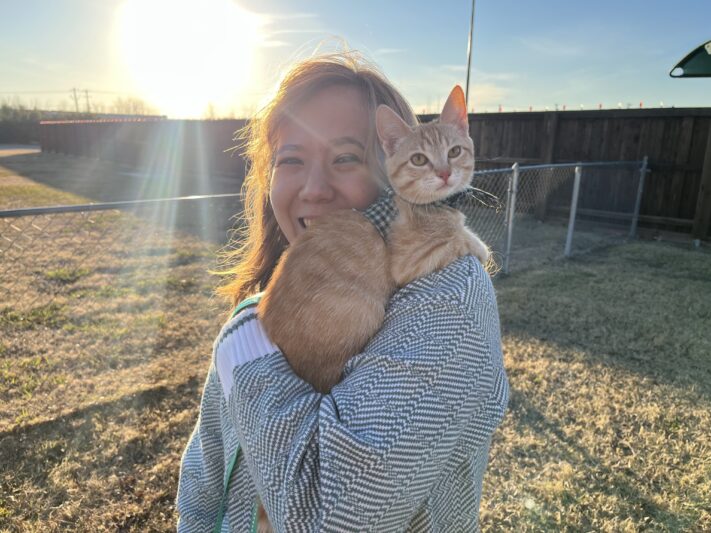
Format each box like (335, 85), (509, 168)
(0, 144), (41, 158)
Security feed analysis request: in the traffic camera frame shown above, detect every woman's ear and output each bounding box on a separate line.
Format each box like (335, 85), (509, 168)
(376, 104), (412, 157)
(440, 85), (469, 136)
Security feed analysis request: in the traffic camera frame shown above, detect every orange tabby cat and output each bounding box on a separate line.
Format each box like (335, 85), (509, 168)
(258, 85), (488, 395)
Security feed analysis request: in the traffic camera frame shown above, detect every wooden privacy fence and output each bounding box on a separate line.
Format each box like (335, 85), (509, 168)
(40, 108), (711, 238)
(40, 118), (248, 184)
(0, 121), (41, 144)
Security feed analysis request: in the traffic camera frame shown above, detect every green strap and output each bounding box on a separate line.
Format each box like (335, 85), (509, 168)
(250, 501), (259, 533)
(230, 293), (263, 319)
(213, 444), (241, 533)
(214, 293), (264, 533)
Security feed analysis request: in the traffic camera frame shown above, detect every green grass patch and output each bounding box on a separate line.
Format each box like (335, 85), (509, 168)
(62, 320), (131, 341)
(0, 356), (66, 400)
(44, 267), (92, 284)
(129, 274), (204, 295)
(0, 303), (66, 329)
(170, 247), (213, 266)
(165, 275), (198, 292)
(69, 285), (136, 300)
(0, 184), (89, 209)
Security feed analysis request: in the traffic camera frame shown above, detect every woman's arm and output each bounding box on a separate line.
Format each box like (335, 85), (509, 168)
(176, 364), (228, 532)
(218, 256), (508, 532)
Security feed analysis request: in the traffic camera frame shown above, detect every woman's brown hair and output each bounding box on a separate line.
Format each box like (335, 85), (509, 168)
(215, 51), (417, 309)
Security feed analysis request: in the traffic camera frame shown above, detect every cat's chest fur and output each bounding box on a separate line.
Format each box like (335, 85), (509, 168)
(388, 195), (488, 287)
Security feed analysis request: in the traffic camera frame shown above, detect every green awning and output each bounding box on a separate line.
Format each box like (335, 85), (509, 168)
(670, 40), (711, 78)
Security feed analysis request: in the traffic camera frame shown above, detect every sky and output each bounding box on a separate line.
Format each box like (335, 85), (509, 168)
(0, 0), (709, 118)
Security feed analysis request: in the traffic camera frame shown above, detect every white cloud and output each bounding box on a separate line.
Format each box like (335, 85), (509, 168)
(441, 65), (518, 83)
(374, 48), (407, 56)
(256, 11), (332, 53)
(441, 64), (467, 72)
(400, 63), (512, 113)
(474, 69), (519, 82)
(469, 82), (509, 107)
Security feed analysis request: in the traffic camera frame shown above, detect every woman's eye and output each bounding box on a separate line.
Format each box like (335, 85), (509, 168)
(275, 157), (302, 167)
(334, 154), (361, 164)
(410, 153), (428, 166)
(448, 146), (462, 158)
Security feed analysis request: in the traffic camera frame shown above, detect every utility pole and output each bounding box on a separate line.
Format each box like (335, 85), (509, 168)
(464, 0), (476, 109)
(84, 89), (91, 113)
(71, 88), (80, 113)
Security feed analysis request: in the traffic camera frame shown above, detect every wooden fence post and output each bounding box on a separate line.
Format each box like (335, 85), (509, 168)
(692, 123), (711, 240)
(535, 112), (559, 220)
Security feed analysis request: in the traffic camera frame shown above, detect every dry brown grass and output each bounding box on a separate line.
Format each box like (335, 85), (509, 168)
(1, 150), (710, 531)
(485, 242), (711, 532)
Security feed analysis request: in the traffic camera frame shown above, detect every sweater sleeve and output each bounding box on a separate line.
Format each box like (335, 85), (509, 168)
(224, 257), (507, 532)
(175, 363), (226, 532)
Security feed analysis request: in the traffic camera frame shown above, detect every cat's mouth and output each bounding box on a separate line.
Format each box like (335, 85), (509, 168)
(402, 179), (469, 205)
(431, 177), (465, 195)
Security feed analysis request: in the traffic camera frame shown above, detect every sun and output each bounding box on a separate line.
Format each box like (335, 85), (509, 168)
(115, 0), (263, 118)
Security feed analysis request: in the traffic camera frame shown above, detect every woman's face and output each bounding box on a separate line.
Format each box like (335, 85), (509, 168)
(270, 84), (380, 244)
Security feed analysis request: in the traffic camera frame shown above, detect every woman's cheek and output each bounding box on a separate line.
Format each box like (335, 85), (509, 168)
(269, 173), (296, 236)
(348, 170), (379, 208)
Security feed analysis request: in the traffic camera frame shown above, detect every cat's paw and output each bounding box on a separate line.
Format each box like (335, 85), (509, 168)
(466, 233), (490, 266)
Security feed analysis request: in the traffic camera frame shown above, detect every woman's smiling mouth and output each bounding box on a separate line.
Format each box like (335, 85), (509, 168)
(298, 217), (316, 229)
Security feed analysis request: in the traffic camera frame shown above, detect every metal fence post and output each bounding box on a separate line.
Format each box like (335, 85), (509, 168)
(630, 156), (648, 239)
(564, 164), (582, 257)
(503, 163), (519, 274)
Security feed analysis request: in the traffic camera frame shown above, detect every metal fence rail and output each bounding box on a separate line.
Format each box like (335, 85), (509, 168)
(1, 161), (647, 312)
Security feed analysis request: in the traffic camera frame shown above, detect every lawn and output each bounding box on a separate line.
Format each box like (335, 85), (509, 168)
(1, 152), (709, 531)
(486, 242), (710, 531)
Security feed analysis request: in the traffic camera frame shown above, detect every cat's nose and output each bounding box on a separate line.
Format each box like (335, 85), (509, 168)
(437, 169), (451, 183)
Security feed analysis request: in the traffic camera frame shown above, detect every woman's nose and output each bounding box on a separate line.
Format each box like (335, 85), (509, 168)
(299, 161), (335, 202)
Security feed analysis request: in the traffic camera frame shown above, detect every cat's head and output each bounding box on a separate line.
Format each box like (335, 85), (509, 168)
(376, 85), (474, 205)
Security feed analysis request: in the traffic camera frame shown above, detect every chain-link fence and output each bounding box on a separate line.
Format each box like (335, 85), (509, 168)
(0, 196), (242, 314)
(524, 161), (645, 271)
(1, 161), (647, 313)
(462, 160), (647, 274)
(458, 168), (511, 272)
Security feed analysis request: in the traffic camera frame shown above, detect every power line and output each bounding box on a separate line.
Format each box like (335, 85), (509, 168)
(0, 90), (69, 95)
(0, 89), (135, 95)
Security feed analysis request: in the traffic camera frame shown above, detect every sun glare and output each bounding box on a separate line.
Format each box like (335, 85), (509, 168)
(115, 0), (263, 118)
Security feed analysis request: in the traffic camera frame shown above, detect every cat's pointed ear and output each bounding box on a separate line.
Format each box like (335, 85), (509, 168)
(440, 85), (469, 135)
(376, 104), (412, 157)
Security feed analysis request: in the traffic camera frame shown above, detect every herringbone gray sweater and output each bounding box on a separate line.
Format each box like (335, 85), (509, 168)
(176, 255), (509, 532)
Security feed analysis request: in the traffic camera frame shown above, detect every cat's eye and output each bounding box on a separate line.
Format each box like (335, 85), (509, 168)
(410, 153), (428, 166)
(448, 146), (462, 158)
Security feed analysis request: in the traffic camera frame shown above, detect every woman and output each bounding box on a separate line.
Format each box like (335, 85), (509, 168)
(176, 51), (509, 532)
